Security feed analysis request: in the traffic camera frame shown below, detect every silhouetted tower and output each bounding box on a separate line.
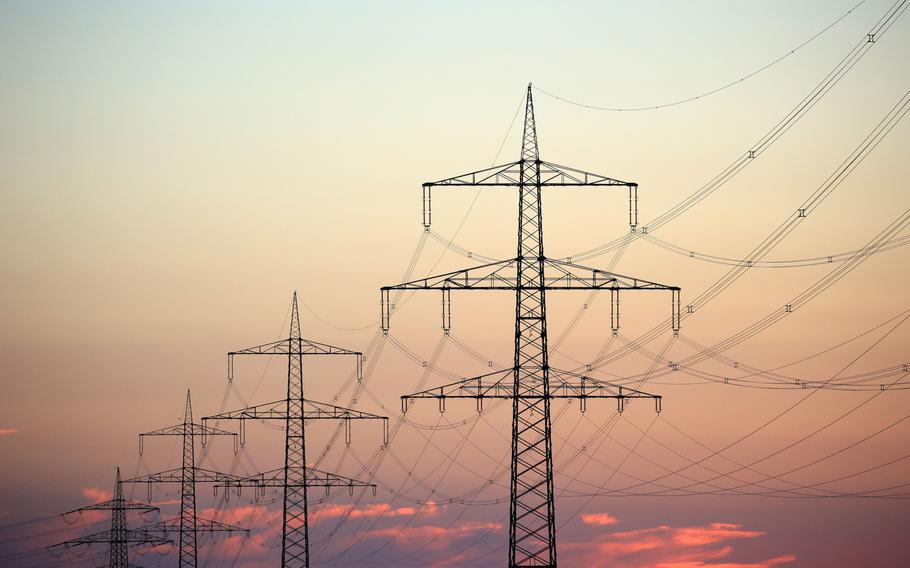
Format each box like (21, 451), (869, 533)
(204, 292), (388, 568)
(382, 84), (681, 567)
(123, 391), (247, 568)
(50, 468), (170, 568)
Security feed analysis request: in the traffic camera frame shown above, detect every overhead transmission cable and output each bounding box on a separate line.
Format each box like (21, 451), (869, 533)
(533, 0), (868, 112)
(581, 84), (910, 380)
(642, 232), (910, 268)
(570, 0), (908, 262)
(424, 0), (907, 269)
(602, 301), (910, 497)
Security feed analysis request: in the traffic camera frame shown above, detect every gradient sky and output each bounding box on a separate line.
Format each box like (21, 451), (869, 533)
(1, 1), (909, 567)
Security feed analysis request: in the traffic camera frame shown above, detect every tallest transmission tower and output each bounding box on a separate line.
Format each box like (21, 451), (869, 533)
(382, 85), (681, 567)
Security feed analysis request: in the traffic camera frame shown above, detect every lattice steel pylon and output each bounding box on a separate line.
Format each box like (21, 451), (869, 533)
(381, 84), (682, 567)
(123, 391), (247, 568)
(204, 292), (388, 568)
(50, 468), (170, 568)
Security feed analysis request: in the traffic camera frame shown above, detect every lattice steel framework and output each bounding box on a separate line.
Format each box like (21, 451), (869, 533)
(382, 84), (681, 567)
(204, 292), (388, 568)
(50, 468), (169, 568)
(123, 391), (247, 568)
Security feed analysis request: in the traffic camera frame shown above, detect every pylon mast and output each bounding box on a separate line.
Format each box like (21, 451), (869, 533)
(50, 468), (170, 568)
(123, 391), (247, 568)
(204, 292), (388, 568)
(382, 84), (681, 567)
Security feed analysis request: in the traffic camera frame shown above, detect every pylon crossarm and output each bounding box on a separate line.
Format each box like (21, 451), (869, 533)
(422, 160), (636, 188)
(424, 161), (522, 187)
(63, 500), (158, 515)
(549, 367), (663, 413)
(303, 399), (388, 422)
(382, 258), (677, 292)
(204, 399), (389, 446)
(382, 258), (517, 290)
(123, 467), (244, 485)
(230, 337), (360, 357)
(401, 368), (662, 413)
(403, 369), (513, 401)
(139, 516), (248, 535)
(538, 161), (635, 187)
(382, 258), (681, 332)
(544, 258), (679, 290)
(139, 421), (238, 454)
(215, 467), (376, 494)
(138, 422), (236, 439)
(49, 529), (171, 548)
(420, 162), (638, 229)
(205, 399), (385, 421)
(203, 399), (287, 421)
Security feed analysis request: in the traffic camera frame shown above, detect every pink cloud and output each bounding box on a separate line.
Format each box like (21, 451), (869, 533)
(362, 520), (502, 549)
(673, 523), (764, 547)
(582, 511), (620, 526)
(198, 504), (281, 530)
(564, 519), (795, 568)
(82, 487), (113, 502)
(314, 500), (441, 521)
(0, 428), (18, 436)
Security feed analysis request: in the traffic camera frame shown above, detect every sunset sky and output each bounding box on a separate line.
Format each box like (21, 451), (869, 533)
(1, 1), (909, 567)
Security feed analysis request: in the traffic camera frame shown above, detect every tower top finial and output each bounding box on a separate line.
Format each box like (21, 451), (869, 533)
(290, 291), (301, 339)
(113, 467), (123, 501)
(184, 389), (193, 424)
(521, 84), (539, 161)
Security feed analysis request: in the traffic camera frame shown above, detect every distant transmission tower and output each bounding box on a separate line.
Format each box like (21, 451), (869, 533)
(50, 467), (170, 568)
(382, 84), (681, 567)
(123, 391), (248, 568)
(204, 292), (388, 568)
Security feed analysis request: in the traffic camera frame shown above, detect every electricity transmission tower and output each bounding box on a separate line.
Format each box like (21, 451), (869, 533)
(381, 84), (681, 567)
(50, 467), (170, 568)
(204, 292), (388, 568)
(123, 390), (248, 568)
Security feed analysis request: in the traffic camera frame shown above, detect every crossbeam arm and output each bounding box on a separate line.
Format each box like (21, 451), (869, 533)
(140, 516), (249, 536)
(62, 500), (157, 515)
(422, 160), (634, 188)
(401, 368), (662, 414)
(227, 337), (362, 381)
(139, 422), (238, 455)
(420, 160), (639, 227)
(49, 529), (170, 548)
(123, 467), (246, 502)
(203, 399), (390, 445)
(215, 467), (377, 498)
(381, 258), (681, 333)
(231, 337), (360, 357)
(539, 161), (636, 187)
(123, 467), (243, 485)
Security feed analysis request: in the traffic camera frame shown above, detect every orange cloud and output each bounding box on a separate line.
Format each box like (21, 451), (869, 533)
(0, 428), (18, 436)
(82, 487), (113, 502)
(564, 518), (795, 568)
(198, 504), (281, 530)
(582, 511), (620, 526)
(362, 520), (502, 549)
(673, 523), (764, 547)
(314, 500), (440, 521)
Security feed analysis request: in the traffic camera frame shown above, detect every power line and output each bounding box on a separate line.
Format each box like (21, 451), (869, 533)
(534, 0), (869, 112)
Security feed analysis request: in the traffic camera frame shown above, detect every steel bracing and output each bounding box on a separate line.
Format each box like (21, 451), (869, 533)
(204, 292), (388, 568)
(50, 468), (169, 568)
(123, 391), (247, 568)
(382, 84), (681, 567)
